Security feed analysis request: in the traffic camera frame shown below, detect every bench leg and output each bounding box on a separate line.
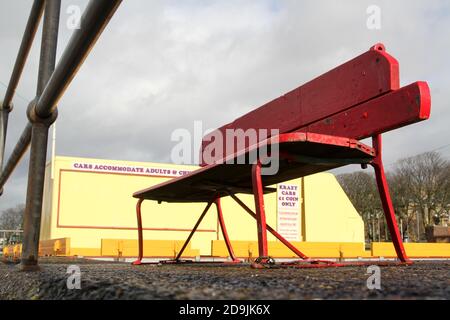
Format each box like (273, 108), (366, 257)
(229, 193), (309, 260)
(252, 161), (269, 258)
(175, 201), (214, 261)
(132, 198), (144, 265)
(215, 198), (239, 262)
(372, 135), (411, 264)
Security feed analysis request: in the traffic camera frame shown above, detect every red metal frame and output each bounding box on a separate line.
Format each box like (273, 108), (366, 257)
(232, 148), (412, 268)
(230, 191), (411, 269)
(131, 44), (429, 269)
(200, 43), (400, 165)
(174, 201), (213, 261)
(169, 200), (241, 264)
(277, 260), (410, 269)
(230, 193), (354, 268)
(229, 193), (308, 260)
(133, 132), (375, 202)
(132, 136), (411, 267)
(299, 82), (430, 141)
(371, 134), (411, 264)
(252, 161), (269, 258)
(133, 198), (241, 265)
(215, 198), (240, 262)
(133, 200), (214, 265)
(132, 198), (144, 265)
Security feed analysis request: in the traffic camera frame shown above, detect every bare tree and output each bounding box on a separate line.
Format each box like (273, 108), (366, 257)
(435, 162), (450, 224)
(338, 151), (449, 243)
(387, 171), (415, 240)
(392, 152), (450, 240)
(0, 204), (25, 231)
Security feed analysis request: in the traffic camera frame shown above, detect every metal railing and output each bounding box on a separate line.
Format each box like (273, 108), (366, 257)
(0, 0), (122, 270)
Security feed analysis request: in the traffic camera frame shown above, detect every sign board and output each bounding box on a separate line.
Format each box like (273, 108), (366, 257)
(71, 162), (193, 178)
(277, 183), (301, 241)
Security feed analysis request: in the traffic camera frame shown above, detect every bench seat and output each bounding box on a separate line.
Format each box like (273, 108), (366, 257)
(131, 44), (429, 265)
(133, 132), (374, 203)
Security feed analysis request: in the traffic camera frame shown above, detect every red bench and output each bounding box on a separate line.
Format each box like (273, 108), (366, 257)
(132, 44), (431, 267)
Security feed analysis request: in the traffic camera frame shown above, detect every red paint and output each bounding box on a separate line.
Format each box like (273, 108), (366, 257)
(175, 202), (214, 261)
(134, 132), (375, 202)
(133, 43), (430, 267)
(252, 161), (268, 257)
(134, 200), (215, 264)
(300, 82), (431, 140)
(230, 194), (309, 260)
(200, 44), (400, 165)
(371, 135), (410, 263)
(134, 198), (144, 264)
(215, 198), (239, 262)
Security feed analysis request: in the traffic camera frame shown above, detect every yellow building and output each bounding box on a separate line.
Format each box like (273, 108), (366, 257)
(39, 156), (366, 259)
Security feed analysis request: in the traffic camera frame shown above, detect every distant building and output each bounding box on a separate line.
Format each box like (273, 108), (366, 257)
(39, 156), (365, 258)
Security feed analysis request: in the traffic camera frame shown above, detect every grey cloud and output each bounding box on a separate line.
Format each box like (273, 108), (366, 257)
(1, 0), (449, 210)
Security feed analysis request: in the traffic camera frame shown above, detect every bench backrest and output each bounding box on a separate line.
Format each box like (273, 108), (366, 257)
(199, 44), (430, 166)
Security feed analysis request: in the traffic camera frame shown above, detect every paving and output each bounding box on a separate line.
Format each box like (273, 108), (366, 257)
(0, 258), (448, 300)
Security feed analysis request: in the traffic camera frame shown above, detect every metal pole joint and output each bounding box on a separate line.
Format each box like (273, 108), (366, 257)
(0, 101), (13, 113)
(26, 99), (58, 127)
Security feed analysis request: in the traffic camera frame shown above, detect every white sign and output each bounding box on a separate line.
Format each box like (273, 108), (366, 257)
(71, 162), (193, 178)
(277, 183), (301, 241)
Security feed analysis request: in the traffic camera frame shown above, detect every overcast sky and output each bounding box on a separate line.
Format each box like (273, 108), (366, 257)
(0, 0), (449, 211)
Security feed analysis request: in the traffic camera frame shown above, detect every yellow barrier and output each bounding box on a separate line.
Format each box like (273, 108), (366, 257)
(211, 240), (368, 258)
(101, 239), (200, 258)
(2, 244), (22, 262)
(372, 242), (450, 258)
(39, 238), (71, 256)
(212, 240), (255, 258)
(2, 245), (13, 260)
(13, 244), (22, 261)
(70, 248), (102, 257)
(7, 238), (199, 259)
(5, 238), (449, 260)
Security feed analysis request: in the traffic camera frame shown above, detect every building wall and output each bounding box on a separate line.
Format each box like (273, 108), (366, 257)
(304, 174), (365, 242)
(40, 156), (364, 256)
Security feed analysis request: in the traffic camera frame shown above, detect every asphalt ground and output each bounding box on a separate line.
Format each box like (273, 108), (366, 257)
(0, 258), (448, 300)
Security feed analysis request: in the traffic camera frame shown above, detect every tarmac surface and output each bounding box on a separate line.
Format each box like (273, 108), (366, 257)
(0, 258), (448, 300)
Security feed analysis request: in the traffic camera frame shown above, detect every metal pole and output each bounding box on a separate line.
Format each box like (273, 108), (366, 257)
(371, 134), (409, 262)
(400, 219), (403, 240)
(21, 0), (61, 270)
(132, 199), (144, 265)
(417, 210), (420, 242)
(2, 0), (45, 109)
(252, 161), (269, 258)
(0, 0), (45, 191)
(0, 124), (32, 191)
(0, 0), (122, 194)
(215, 198), (239, 262)
(229, 193), (309, 260)
(35, 0), (123, 118)
(0, 108), (10, 176)
(175, 202), (213, 261)
(51, 123), (56, 179)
